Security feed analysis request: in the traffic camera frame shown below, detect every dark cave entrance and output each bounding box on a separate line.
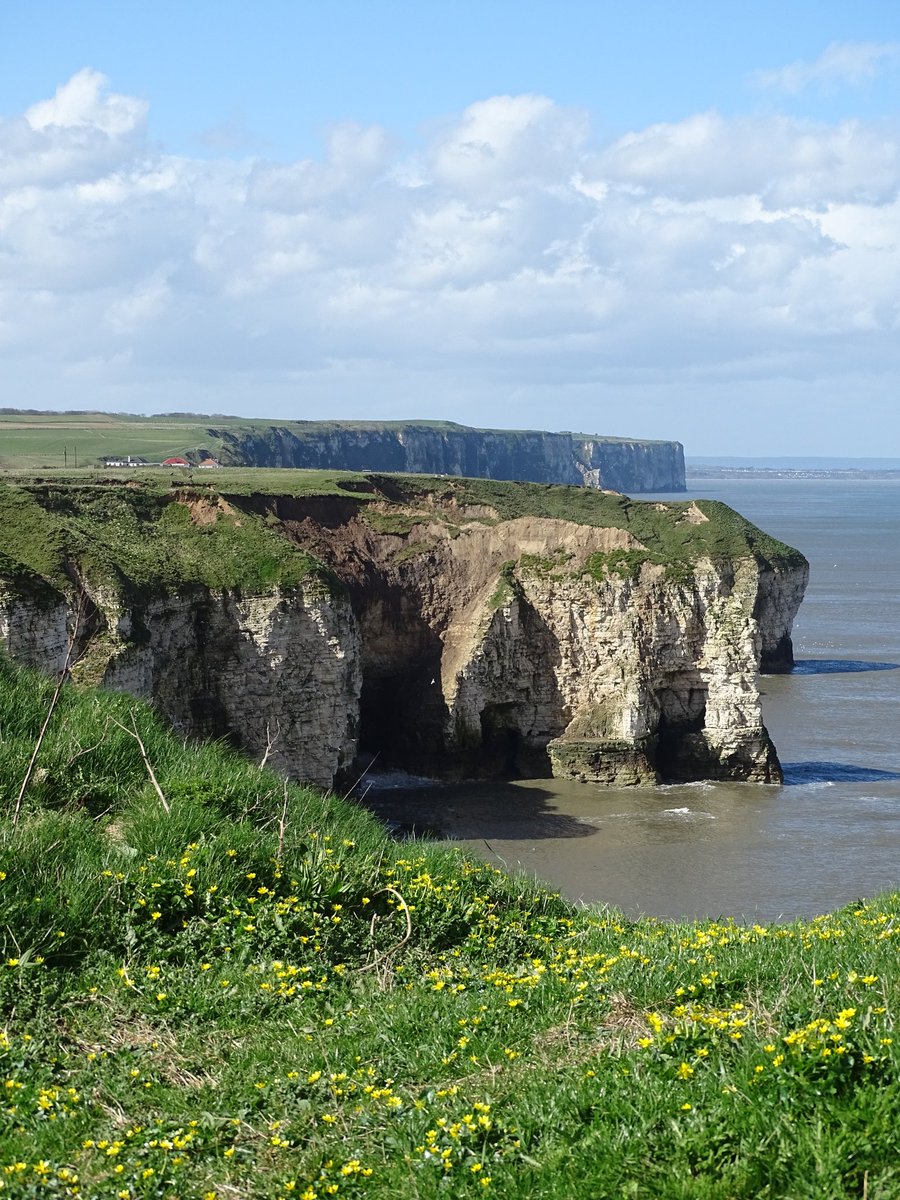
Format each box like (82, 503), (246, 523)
(478, 702), (524, 776)
(654, 685), (708, 781)
(357, 658), (446, 772)
(476, 703), (553, 778)
(357, 678), (545, 779)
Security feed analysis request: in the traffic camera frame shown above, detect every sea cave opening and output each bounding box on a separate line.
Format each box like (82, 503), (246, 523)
(654, 684), (708, 781)
(478, 702), (524, 776)
(357, 657), (446, 773)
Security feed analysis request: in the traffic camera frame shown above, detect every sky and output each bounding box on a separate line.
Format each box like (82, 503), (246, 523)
(3, 1), (900, 455)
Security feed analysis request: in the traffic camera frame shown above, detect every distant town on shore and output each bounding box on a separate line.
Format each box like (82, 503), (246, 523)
(687, 457), (900, 481)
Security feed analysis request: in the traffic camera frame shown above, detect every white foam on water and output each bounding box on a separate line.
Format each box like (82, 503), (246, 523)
(662, 807), (716, 820)
(662, 780), (715, 788)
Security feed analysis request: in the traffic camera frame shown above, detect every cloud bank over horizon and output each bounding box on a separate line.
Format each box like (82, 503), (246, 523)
(2, 59), (900, 454)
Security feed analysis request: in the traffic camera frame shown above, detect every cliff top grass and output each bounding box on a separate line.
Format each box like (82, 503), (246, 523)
(359, 473), (806, 570)
(0, 653), (898, 1199)
(0, 412), (231, 471)
(206, 418), (673, 445)
(0, 477), (336, 599)
(0, 470), (805, 601)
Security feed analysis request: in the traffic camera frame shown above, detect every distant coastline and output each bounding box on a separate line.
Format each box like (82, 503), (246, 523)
(687, 456), (900, 481)
(688, 467), (900, 480)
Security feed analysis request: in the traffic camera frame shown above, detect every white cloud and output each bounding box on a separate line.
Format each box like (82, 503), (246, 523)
(429, 94), (588, 195)
(590, 111), (900, 207)
(3, 72), (900, 451)
(753, 40), (900, 94)
(248, 122), (394, 211)
(25, 68), (147, 135)
(105, 269), (173, 335)
(0, 69), (147, 190)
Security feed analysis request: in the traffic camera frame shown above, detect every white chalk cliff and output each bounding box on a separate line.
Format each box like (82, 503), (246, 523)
(0, 478), (807, 788)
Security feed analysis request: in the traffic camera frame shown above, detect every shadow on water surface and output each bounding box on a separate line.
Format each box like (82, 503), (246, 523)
(784, 659), (899, 675)
(358, 780), (599, 841)
(783, 762), (900, 785)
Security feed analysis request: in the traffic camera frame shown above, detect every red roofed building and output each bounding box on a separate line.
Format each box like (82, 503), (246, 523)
(162, 456), (190, 467)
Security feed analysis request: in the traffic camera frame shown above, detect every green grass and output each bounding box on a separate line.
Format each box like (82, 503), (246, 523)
(0, 413), (238, 471)
(0, 480), (337, 598)
(375, 475), (806, 571)
(0, 654), (898, 1199)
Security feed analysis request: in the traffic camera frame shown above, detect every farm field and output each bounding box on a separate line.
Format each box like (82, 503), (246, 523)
(0, 412), (242, 470)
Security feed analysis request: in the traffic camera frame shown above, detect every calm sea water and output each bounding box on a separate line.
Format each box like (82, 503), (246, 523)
(363, 479), (900, 922)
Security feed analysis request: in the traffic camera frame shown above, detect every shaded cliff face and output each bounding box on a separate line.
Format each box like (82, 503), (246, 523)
(0, 475), (806, 789)
(0, 580), (359, 791)
(0, 482), (360, 789)
(208, 422), (686, 493)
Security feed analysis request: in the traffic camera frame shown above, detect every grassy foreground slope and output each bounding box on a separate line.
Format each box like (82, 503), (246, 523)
(1, 664), (898, 1196)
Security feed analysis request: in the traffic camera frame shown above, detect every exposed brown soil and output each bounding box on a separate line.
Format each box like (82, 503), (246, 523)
(175, 491), (238, 526)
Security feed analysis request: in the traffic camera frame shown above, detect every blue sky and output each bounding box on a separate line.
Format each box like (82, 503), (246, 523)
(3, 1), (900, 454)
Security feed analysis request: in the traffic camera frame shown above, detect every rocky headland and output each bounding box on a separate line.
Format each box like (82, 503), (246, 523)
(0, 472), (806, 789)
(207, 421), (686, 493)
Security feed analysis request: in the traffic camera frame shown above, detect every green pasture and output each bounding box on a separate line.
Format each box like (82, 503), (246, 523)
(0, 413), (229, 470)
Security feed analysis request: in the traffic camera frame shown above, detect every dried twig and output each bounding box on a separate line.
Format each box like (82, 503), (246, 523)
(62, 738), (105, 769)
(13, 595), (85, 826)
(258, 720), (281, 772)
(111, 712), (170, 815)
(356, 886), (413, 981)
(342, 752), (380, 801)
(277, 780), (289, 859)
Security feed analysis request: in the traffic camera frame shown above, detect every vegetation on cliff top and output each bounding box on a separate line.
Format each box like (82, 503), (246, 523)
(363, 474), (806, 571)
(0, 412), (229, 472)
(0, 480), (336, 599)
(0, 472), (805, 602)
(0, 654), (897, 1199)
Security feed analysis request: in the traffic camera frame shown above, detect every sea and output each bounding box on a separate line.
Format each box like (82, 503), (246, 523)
(362, 476), (900, 924)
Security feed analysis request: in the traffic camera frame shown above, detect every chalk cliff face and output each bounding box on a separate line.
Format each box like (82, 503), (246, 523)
(263, 496), (804, 785)
(209, 422), (686, 493)
(0, 477), (806, 789)
(0, 577), (360, 790)
(448, 560), (782, 785)
(96, 587), (360, 790)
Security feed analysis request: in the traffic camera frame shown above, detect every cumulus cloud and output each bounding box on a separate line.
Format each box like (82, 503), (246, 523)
(248, 122), (395, 211)
(25, 67), (147, 135)
(3, 72), (900, 451)
(753, 40), (900, 94)
(428, 94), (589, 195)
(590, 111), (900, 207)
(0, 69), (147, 189)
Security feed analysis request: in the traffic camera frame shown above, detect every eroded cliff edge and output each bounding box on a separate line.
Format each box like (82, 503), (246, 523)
(0, 473), (806, 789)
